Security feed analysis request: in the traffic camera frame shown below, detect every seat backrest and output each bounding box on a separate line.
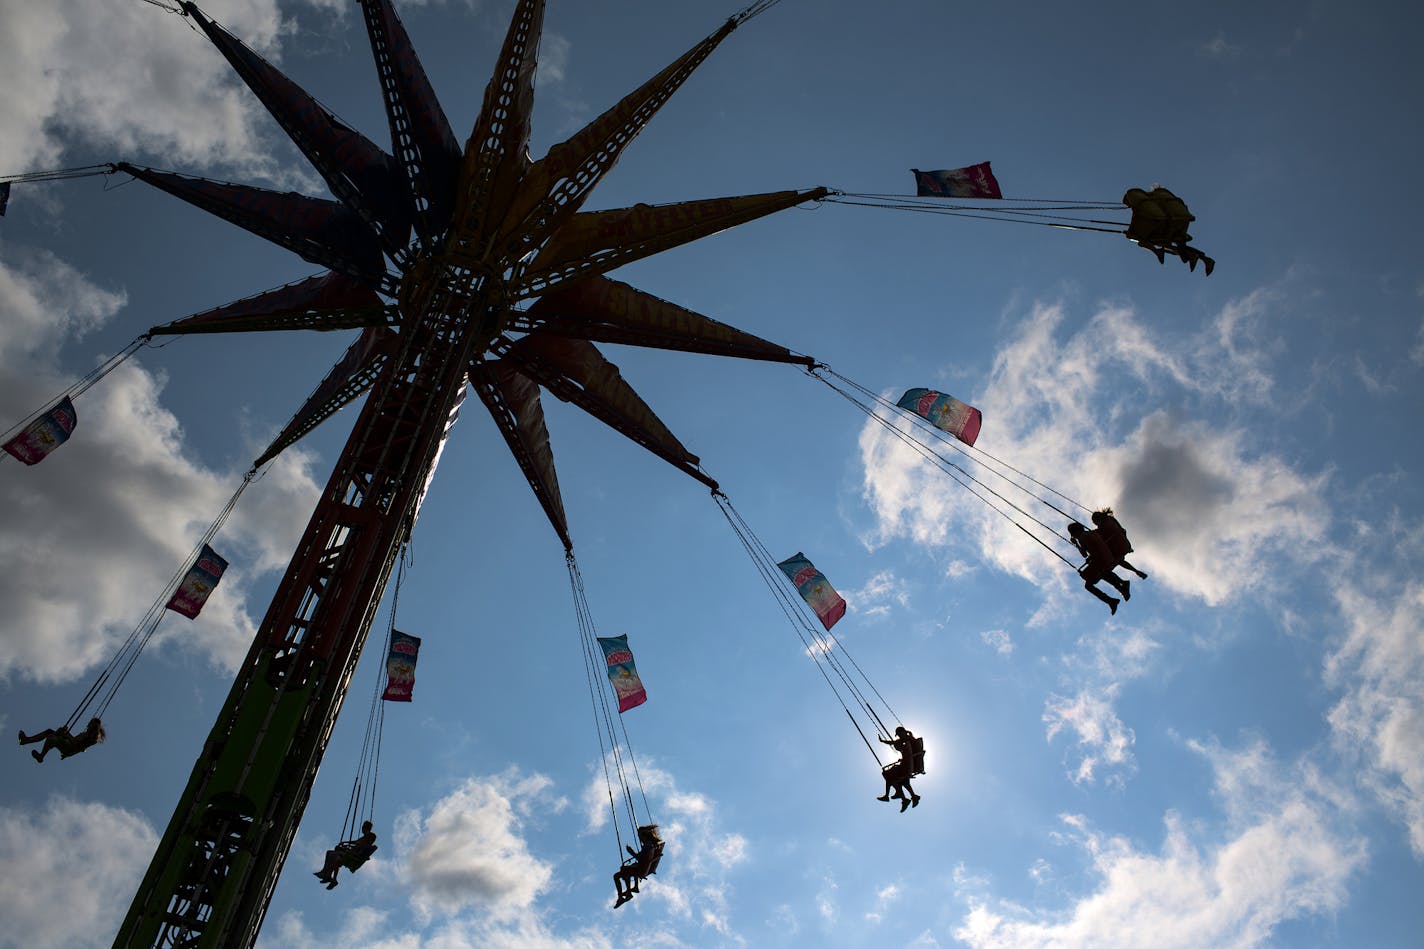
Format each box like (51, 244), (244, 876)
(644, 841), (666, 876)
(340, 843), (377, 870)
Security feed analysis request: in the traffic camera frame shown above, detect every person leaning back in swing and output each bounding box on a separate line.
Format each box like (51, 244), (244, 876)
(1091, 508), (1147, 579)
(1067, 521), (1131, 614)
(18, 717), (105, 763)
(614, 824), (664, 907)
(876, 725), (922, 811)
(314, 820), (377, 890)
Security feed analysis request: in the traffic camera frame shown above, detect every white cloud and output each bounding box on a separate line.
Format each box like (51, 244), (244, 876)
(540, 34), (573, 85)
(1074, 627), (1159, 683)
(980, 628), (1013, 656)
(951, 861), (989, 892)
(1190, 288), (1282, 404)
(396, 771), (557, 921)
(1412, 285), (1424, 366)
(0, 797), (158, 949)
(1041, 628), (1157, 786)
(275, 762), (740, 948)
(269, 907), (414, 949)
(954, 740), (1366, 949)
(269, 907), (616, 949)
(846, 569), (910, 618)
(816, 875), (839, 924)
(0, 0), (314, 185)
(859, 297), (1329, 606)
(1325, 579), (1424, 855)
(1099, 413), (1328, 605)
(0, 247), (124, 360)
(866, 882), (901, 923)
(1043, 686), (1135, 786)
(0, 247), (321, 683)
(1199, 32), (1242, 59)
(579, 758), (745, 933)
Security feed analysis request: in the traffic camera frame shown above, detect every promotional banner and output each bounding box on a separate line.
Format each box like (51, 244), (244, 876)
(597, 633), (647, 712)
(382, 630), (422, 702)
(777, 552), (847, 631)
(911, 162), (1002, 199)
(165, 544), (230, 619)
(897, 388), (983, 446)
(3, 397), (77, 465)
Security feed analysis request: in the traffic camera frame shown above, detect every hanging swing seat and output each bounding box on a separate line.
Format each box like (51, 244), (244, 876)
(882, 738), (926, 779)
(1122, 186), (1214, 274)
(332, 839), (378, 872)
(622, 839), (665, 879)
(613, 839), (665, 907)
(908, 736), (926, 776)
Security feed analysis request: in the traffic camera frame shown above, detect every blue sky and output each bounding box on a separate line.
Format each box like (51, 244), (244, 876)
(2, 0), (1423, 946)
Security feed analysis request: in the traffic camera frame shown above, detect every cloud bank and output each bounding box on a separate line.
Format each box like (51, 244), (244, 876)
(859, 297), (1328, 607)
(0, 246), (321, 683)
(0, 797), (158, 949)
(955, 740), (1366, 949)
(0, 0), (313, 183)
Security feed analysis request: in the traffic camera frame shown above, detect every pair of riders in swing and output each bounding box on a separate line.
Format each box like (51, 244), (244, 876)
(1123, 186), (1215, 276)
(1069, 509), (1147, 615)
(877, 725), (925, 811)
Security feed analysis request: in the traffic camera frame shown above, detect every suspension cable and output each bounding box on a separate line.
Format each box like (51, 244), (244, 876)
(733, 0), (789, 24)
(0, 164), (118, 185)
(343, 546), (407, 840)
(712, 490), (893, 766)
(821, 193), (1128, 235)
(819, 366), (1090, 516)
(75, 466), (258, 727)
(0, 335), (152, 457)
(573, 561), (640, 831)
(845, 190), (1123, 208)
(811, 368), (1077, 568)
(567, 552), (659, 855)
(719, 493), (898, 728)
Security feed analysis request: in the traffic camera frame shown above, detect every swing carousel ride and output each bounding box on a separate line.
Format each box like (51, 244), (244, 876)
(0, 0), (1203, 945)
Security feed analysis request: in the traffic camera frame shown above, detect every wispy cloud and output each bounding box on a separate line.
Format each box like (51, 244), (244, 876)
(980, 628), (1014, 656)
(865, 882), (901, 924)
(1326, 574), (1424, 855)
(1198, 32), (1243, 59)
(0, 797), (158, 949)
(271, 906), (615, 949)
(540, 34), (573, 85)
(1043, 686), (1135, 786)
(846, 569), (910, 618)
(1411, 285), (1424, 366)
(1041, 628), (1158, 786)
(954, 739), (1366, 948)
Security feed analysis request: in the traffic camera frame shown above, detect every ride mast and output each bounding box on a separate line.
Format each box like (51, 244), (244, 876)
(112, 1), (821, 945)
